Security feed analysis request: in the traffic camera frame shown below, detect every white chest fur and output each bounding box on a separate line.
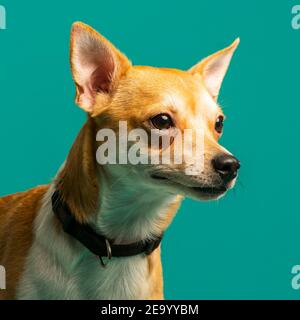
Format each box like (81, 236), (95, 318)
(16, 186), (151, 300)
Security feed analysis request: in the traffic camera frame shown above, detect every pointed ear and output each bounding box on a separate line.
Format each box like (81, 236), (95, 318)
(188, 38), (240, 99)
(70, 22), (131, 112)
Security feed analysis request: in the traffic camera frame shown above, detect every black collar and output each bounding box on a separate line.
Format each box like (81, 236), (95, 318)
(51, 190), (162, 266)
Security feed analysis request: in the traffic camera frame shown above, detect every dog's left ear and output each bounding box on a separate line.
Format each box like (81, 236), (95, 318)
(188, 38), (240, 99)
(70, 22), (132, 113)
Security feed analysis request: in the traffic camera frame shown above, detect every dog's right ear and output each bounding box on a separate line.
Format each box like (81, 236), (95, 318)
(70, 22), (131, 113)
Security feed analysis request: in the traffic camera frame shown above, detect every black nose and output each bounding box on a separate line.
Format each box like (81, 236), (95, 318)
(212, 154), (240, 182)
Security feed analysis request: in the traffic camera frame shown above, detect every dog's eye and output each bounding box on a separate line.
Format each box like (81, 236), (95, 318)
(215, 115), (224, 134)
(150, 113), (174, 130)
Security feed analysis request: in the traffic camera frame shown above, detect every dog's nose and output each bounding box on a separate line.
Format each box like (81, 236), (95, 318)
(212, 154), (240, 182)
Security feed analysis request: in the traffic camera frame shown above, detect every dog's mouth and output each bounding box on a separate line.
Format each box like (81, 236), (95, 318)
(150, 174), (227, 198)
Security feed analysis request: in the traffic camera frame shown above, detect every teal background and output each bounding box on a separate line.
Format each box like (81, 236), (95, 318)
(0, 0), (299, 299)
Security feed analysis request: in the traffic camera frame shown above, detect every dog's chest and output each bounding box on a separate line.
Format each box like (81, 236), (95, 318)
(18, 237), (151, 300)
(16, 194), (151, 300)
(19, 253), (150, 300)
(76, 255), (150, 299)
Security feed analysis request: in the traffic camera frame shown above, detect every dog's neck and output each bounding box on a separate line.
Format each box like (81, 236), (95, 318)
(57, 118), (181, 244)
(93, 164), (178, 243)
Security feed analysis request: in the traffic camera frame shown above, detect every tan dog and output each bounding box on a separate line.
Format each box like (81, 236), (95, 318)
(0, 22), (240, 300)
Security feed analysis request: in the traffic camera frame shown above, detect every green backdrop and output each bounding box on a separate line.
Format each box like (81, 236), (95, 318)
(0, 0), (299, 299)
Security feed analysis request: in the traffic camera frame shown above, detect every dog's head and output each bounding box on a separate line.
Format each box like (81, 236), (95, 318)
(70, 22), (240, 201)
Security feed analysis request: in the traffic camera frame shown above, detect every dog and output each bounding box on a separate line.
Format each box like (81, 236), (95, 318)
(0, 22), (240, 299)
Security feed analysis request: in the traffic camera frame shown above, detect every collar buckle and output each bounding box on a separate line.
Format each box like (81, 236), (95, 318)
(99, 239), (112, 267)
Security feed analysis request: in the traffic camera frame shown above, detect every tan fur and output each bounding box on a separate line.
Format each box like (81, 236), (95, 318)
(147, 199), (182, 299)
(57, 117), (99, 223)
(0, 186), (48, 299)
